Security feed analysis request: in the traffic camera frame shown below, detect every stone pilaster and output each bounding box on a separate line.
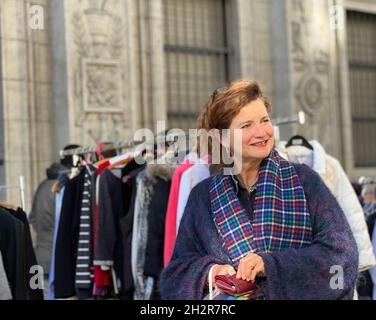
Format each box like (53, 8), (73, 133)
(270, 0), (341, 159)
(0, 0), (54, 211)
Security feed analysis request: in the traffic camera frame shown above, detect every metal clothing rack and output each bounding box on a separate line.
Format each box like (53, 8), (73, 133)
(272, 111), (306, 126)
(59, 140), (142, 157)
(272, 111), (306, 143)
(0, 175), (26, 210)
(59, 133), (187, 158)
(359, 177), (376, 185)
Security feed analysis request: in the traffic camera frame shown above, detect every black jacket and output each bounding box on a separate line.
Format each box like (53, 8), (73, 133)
(143, 178), (171, 279)
(0, 207), (43, 300)
(13, 208), (44, 300)
(54, 170), (85, 298)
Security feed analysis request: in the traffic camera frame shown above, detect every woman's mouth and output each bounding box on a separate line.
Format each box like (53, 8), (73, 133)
(250, 139), (268, 148)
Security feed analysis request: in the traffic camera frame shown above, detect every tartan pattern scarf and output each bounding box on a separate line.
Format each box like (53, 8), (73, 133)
(209, 149), (313, 266)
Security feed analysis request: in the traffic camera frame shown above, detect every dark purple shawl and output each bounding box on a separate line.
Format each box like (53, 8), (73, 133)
(159, 163), (358, 300)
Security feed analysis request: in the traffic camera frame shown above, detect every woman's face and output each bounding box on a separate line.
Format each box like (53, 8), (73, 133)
(227, 98), (274, 164)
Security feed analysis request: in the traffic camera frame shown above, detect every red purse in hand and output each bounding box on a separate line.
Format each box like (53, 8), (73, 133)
(215, 274), (259, 296)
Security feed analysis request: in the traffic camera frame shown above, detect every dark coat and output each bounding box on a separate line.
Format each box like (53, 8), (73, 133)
(13, 208), (44, 300)
(144, 178), (172, 278)
(160, 163), (359, 300)
(54, 170), (85, 298)
(0, 207), (43, 300)
(0, 208), (24, 299)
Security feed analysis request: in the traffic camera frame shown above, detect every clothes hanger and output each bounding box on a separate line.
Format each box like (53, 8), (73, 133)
(95, 158), (111, 167)
(107, 150), (135, 170)
(0, 200), (18, 211)
(51, 181), (61, 193)
(285, 134), (314, 151)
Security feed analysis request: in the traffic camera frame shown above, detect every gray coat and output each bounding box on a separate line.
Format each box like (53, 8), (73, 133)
(29, 163), (66, 274)
(0, 253), (12, 300)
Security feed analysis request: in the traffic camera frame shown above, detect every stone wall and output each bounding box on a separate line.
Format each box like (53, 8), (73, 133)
(0, 0), (54, 211)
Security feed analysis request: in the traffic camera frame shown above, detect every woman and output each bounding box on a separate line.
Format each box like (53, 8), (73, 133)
(159, 80), (358, 300)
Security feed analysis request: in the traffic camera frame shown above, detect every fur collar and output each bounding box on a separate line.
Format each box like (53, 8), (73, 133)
(144, 150), (178, 183)
(145, 163), (176, 183)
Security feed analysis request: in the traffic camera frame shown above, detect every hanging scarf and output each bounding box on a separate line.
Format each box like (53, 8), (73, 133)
(209, 149), (313, 266)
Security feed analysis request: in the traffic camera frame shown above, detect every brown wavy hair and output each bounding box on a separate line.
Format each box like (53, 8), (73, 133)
(197, 80), (271, 131)
(196, 80), (271, 165)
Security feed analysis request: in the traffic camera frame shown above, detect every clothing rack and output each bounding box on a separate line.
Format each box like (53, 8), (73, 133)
(359, 177), (376, 185)
(0, 175), (26, 210)
(59, 141), (143, 157)
(272, 111), (306, 126)
(59, 132), (190, 158)
(272, 111), (306, 143)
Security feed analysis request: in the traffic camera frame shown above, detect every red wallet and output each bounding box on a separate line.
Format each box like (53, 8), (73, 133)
(215, 274), (259, 296)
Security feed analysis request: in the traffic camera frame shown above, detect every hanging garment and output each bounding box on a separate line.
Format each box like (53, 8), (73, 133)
(94, 162), (145, 299)
(0, 252), (12, 300)
(0, 207), (43, 299)
(92, 157), (134, 294)
(132, 162), (175, 300)
(163, 157), (195, 267)
(176, 158), (211, 234)
(276, 140), (376, 272)
(119, 169), (140, 299)
(143, 177), (173, 299)
(75, 166), (96, 290)
(93, 159), (112, 295)
(370, 222), (376, 300)
(131, 171), (149, 300)
(12, 208), (44, 300)
(364, 201), (376, 220)
(54, 169), (85, 298)
(0, 207), (26, 300)
(94, 167), (127, 296)
(159, 159), (358, 300)
(47, 185), (66, 299)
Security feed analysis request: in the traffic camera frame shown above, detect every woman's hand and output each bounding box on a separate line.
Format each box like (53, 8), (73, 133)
(236, 253), (265, 282)
(210, 264), (236, 288)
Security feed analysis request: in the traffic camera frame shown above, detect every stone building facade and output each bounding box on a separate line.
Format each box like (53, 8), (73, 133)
(0, 0), (375, 211)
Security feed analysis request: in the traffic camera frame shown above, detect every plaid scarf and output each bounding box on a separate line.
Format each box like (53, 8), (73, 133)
(209, 149), (313, 266)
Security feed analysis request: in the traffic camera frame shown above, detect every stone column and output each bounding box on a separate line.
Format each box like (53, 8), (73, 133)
(228, 0), (275, 108)
(0, 0), (54, 211)
(130, 0), (167, 131)
(271, 0), (341, 159)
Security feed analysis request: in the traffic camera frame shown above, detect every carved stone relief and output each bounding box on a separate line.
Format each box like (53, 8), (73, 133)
(289, 0), (331, 142)
(69, 0), (128, 145)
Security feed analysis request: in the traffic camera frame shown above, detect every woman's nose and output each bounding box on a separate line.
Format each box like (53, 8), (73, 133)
(252, 125), (266, 137)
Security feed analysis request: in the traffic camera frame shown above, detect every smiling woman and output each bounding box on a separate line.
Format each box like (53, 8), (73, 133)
(159, 80), (359, 300)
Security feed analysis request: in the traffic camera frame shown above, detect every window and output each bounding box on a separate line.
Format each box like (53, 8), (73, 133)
(347, 10), (376, 167)
(163, 0), (229, 130)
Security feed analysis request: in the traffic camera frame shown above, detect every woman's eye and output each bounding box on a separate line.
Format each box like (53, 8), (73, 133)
(263, 119), (270, 123)
(241, 124), (251, 129)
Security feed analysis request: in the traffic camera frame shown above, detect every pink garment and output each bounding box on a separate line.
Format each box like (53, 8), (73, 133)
(163, 161), (193, 267)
